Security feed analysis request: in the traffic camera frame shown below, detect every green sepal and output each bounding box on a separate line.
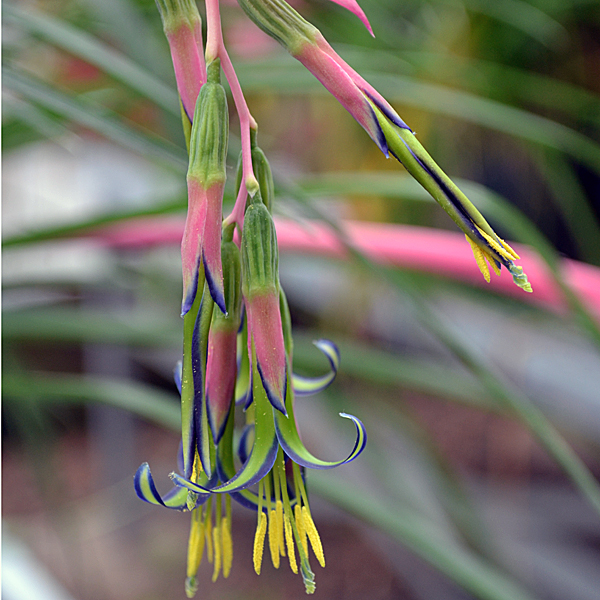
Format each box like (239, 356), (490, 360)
(188, 62), (228, 187)
(241, 197), (280, 296)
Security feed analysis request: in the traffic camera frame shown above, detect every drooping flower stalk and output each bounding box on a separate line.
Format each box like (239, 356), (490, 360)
(236, 0), (532, 293)
(135, 0), (533, 596)
(205, 0), (259, 231)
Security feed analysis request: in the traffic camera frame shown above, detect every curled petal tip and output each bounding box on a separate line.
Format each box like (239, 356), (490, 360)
(134, 462), (191, 510)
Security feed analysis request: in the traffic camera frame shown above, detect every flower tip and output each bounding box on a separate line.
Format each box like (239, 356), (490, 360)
(329, 0), (374, 36)
(185, 576), (198, 598)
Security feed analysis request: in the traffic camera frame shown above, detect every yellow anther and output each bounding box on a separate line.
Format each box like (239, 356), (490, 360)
(212, 524), (221, 582)
(204, 510), (214, 563)
(294, 504), (308, 554)
(276, 500), (285, 557)
(283, 512), (298, 574)
(268, 509), (281, 568)
(253, 512), (267, 575)
(186, 508), (206, 579)
(466, 235), (490, 283)
(221, 517), (233, 579)
(486, 254), (502, 277)
(475, 226), (520, 261)
(302, 506), (325, 568)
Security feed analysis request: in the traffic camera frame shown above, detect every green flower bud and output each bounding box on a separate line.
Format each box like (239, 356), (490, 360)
(188, 60), (228, 187)
(241, 194), (279, 296)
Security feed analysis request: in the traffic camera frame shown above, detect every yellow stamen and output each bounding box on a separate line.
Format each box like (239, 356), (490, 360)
(221, 517), (233, 578)
(475, 226), (520, 261)
(302, 506), (325, 568)
(186, 507), (206, 578)
(283, 512), (298, 574)
(212, 524), (221, 582)
(185, 506), (205, 598)
(295, 504), (308, 555)
(253, 512), (267, 575)
(466, 235), (490, 283)
(486, 254), (502, 276)
(204, 503), (214, 563)
(268, 509), (280, 568)
(276, 500), (285, 557)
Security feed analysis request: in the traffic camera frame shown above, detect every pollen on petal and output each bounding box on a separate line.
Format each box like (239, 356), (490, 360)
(302, 506), (325, 568)
(253, 512), (268, 575)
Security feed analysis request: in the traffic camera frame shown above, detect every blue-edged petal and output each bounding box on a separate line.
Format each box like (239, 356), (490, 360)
(171, 341), (279, 494)
(134, 462), (207, 510)
(293, 339), (340, 396)
(174, 360), (183, 395)
(275, 367), (366, 469)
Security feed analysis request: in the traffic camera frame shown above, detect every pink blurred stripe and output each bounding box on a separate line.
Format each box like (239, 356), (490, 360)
(89, 216), (600, 323)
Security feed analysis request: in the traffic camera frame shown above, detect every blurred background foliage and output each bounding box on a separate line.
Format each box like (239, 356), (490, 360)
(3, 0), (600, 599)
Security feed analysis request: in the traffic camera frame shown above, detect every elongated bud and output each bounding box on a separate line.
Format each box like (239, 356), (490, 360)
(241, 195), (287, 415)
(157, 0), (207, 120)
(241, 195), (279, 296)
(182, 60), (229, 315)
(188, 61), (228, 186)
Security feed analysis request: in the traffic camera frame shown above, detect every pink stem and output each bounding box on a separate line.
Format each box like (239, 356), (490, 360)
(205, 0), (257, 232)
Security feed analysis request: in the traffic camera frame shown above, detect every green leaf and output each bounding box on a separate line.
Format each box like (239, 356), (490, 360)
(3, 371), (180, 430)
(4, 4), (179, 115)
(3, 67), (187, 169)
(311, 472), (540, 600)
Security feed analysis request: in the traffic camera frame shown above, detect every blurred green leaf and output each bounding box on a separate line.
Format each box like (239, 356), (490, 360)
(3, 371), (180, 431)
(311, 472), (540, 600)
(3, 4), (179, 116)
(2, 67), (187, 169)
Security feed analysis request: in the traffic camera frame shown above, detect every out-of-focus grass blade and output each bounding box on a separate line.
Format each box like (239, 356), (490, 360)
(2, 307), (497, 409)
(2, 67), (187, 170)
(77, 0), (170, 78)
(2, 308), (181, 347)
(237, 63), (600, 174)
(538, 151), (600, 266)
(398, 51), (600, 128)
(2, 95), (74, 146)
(3, 372), (180, 431)
(3, 4), (179, 116)
(450, 0), (568, 48)
(310, 472), (540, 600)
(292, 332), (497, 410)
(385, 266), (600, 519)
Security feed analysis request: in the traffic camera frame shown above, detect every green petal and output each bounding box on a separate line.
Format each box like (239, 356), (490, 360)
(292, 339), (339, 396)
(172, 341), (279, 494)
(276, 364), (367, 469)
(134, 462), (205, 510)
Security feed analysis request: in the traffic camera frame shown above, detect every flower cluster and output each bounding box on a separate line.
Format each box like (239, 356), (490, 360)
(135, 0), (532, 596)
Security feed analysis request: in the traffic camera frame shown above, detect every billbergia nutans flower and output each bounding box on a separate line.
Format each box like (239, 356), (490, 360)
(237, 0), (532, 293)
(135, 0), (533, 595)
